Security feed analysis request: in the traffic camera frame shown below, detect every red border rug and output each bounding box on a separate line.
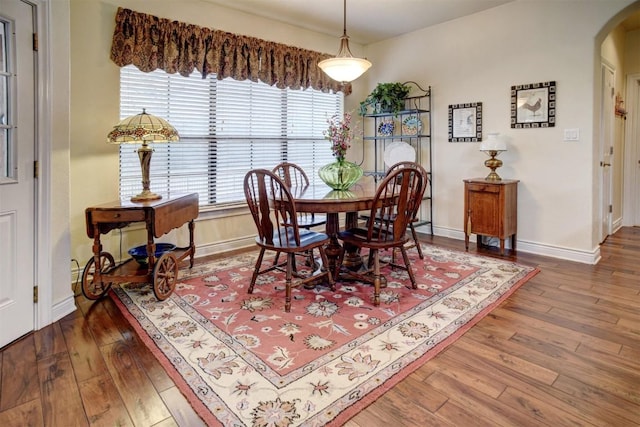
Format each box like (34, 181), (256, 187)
(110, 245), (538, 426)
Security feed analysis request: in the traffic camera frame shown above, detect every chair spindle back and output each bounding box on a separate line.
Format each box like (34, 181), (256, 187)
(244, 169), (301, 248)
(366, 165), (425, 244)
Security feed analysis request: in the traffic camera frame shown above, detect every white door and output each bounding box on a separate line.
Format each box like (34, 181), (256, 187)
(0, 0), (36, 348)
(600, 64), (614, 243)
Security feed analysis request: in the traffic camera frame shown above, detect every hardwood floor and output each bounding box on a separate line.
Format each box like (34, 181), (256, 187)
(2, 228), (640, 426)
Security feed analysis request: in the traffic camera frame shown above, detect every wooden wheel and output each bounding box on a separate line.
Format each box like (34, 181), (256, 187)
(81, 252), (115, 299)
(152, 252), (178, 300)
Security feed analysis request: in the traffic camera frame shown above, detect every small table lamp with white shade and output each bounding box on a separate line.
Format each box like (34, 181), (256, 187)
(107, 109), (179, 202)
(479, 132), (507, 180)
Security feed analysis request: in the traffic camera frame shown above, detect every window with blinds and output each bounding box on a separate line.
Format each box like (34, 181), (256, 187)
(119, 65), (343, 206)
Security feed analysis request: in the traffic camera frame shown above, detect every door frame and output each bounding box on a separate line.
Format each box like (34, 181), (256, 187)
(32, 0), (52, 329)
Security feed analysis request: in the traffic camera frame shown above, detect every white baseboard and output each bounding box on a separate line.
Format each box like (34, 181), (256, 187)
(420, 225), (601, 265)
(51, 294), (78, 323)
(612, 217), (623, 234)
(194, 235), (256, 258)
(71, 227), (604, 284)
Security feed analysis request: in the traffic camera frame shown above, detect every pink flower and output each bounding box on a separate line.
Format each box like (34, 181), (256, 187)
(323, 112), (354, 161)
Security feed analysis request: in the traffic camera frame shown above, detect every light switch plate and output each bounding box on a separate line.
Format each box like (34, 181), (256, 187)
(564, 128), (580, 141)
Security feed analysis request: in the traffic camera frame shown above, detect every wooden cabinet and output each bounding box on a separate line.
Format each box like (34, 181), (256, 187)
(464, 178), (518, 255)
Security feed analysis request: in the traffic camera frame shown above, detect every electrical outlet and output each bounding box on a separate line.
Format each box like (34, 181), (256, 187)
(564, 128), (580, 141)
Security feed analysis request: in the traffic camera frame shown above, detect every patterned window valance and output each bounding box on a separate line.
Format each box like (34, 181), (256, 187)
(110, 7), (350, 94)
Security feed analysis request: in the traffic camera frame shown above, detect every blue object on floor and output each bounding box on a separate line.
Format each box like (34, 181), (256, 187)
(128, 243), (176, 265)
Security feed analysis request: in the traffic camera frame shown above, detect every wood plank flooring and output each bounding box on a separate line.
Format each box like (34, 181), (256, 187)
(1, 228), (640, 426)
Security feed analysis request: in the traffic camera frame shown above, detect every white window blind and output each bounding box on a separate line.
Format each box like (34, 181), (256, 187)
(119, 65), (343, 206)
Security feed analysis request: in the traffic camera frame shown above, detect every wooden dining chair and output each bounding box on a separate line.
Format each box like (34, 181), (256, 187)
(244, 169), (335, 312)
(272, 162), (327, 229)
(337, 165), (425, 306)
(384, 161), (429, 259)
(360, 161), (428, 259)
(272, 162), (328, 268)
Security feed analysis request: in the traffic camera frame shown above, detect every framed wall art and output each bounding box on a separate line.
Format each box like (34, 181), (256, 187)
(448, 102), (482, 142)
(511, 80), (556, 128)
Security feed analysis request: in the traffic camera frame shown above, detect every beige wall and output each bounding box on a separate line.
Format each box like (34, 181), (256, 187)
(60, 0), (638, 315)
(625, 28), (640, 73)
(356, 0), (637, 260)
(622, 27), (640, 225)
(68, 0), (364, 267)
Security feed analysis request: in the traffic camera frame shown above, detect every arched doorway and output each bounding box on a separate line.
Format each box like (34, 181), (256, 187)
(596, 2), (640, 244)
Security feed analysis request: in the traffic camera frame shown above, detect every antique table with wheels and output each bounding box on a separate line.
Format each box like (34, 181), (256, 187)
(82, 193), (199, 300)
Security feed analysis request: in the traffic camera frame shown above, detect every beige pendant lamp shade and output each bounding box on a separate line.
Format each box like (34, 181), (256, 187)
(318, 0), (371, 83)
(107, 109), (179, 202)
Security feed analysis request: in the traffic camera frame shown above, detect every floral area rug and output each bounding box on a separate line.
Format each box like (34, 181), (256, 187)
(110, 245), (538, 426)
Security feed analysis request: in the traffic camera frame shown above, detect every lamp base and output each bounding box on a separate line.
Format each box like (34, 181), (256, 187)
(131, 189), (162, 202)
(131, 144), (162, 202)
(484, 171), (502, 181)
(483, 150), (503, 181)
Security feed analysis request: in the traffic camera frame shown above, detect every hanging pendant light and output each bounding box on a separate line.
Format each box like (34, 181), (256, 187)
(318, 0), (372, 83)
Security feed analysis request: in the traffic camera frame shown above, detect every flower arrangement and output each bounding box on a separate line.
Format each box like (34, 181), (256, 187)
(323, 112), (354, 162)
(319, 112), (363, 190)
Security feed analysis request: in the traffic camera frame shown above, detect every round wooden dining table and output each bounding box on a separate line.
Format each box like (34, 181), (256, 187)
(289, 175), (379, 274)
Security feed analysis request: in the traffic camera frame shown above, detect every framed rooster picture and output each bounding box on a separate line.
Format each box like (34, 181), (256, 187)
(511, 81), (556, 128)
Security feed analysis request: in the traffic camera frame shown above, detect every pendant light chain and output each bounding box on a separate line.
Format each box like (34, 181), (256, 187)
(342, 0), (347, 37)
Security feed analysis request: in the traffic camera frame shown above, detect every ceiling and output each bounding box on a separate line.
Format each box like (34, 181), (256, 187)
(201, 0), (515, 44)
(202, 0), (640, 46)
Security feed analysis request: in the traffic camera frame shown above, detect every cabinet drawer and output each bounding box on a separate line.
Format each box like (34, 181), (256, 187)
(91, 209), (146, 223)
(467, 183), (500, 193)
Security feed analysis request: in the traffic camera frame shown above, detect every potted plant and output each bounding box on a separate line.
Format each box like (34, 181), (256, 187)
(359, 82), (411, 115)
